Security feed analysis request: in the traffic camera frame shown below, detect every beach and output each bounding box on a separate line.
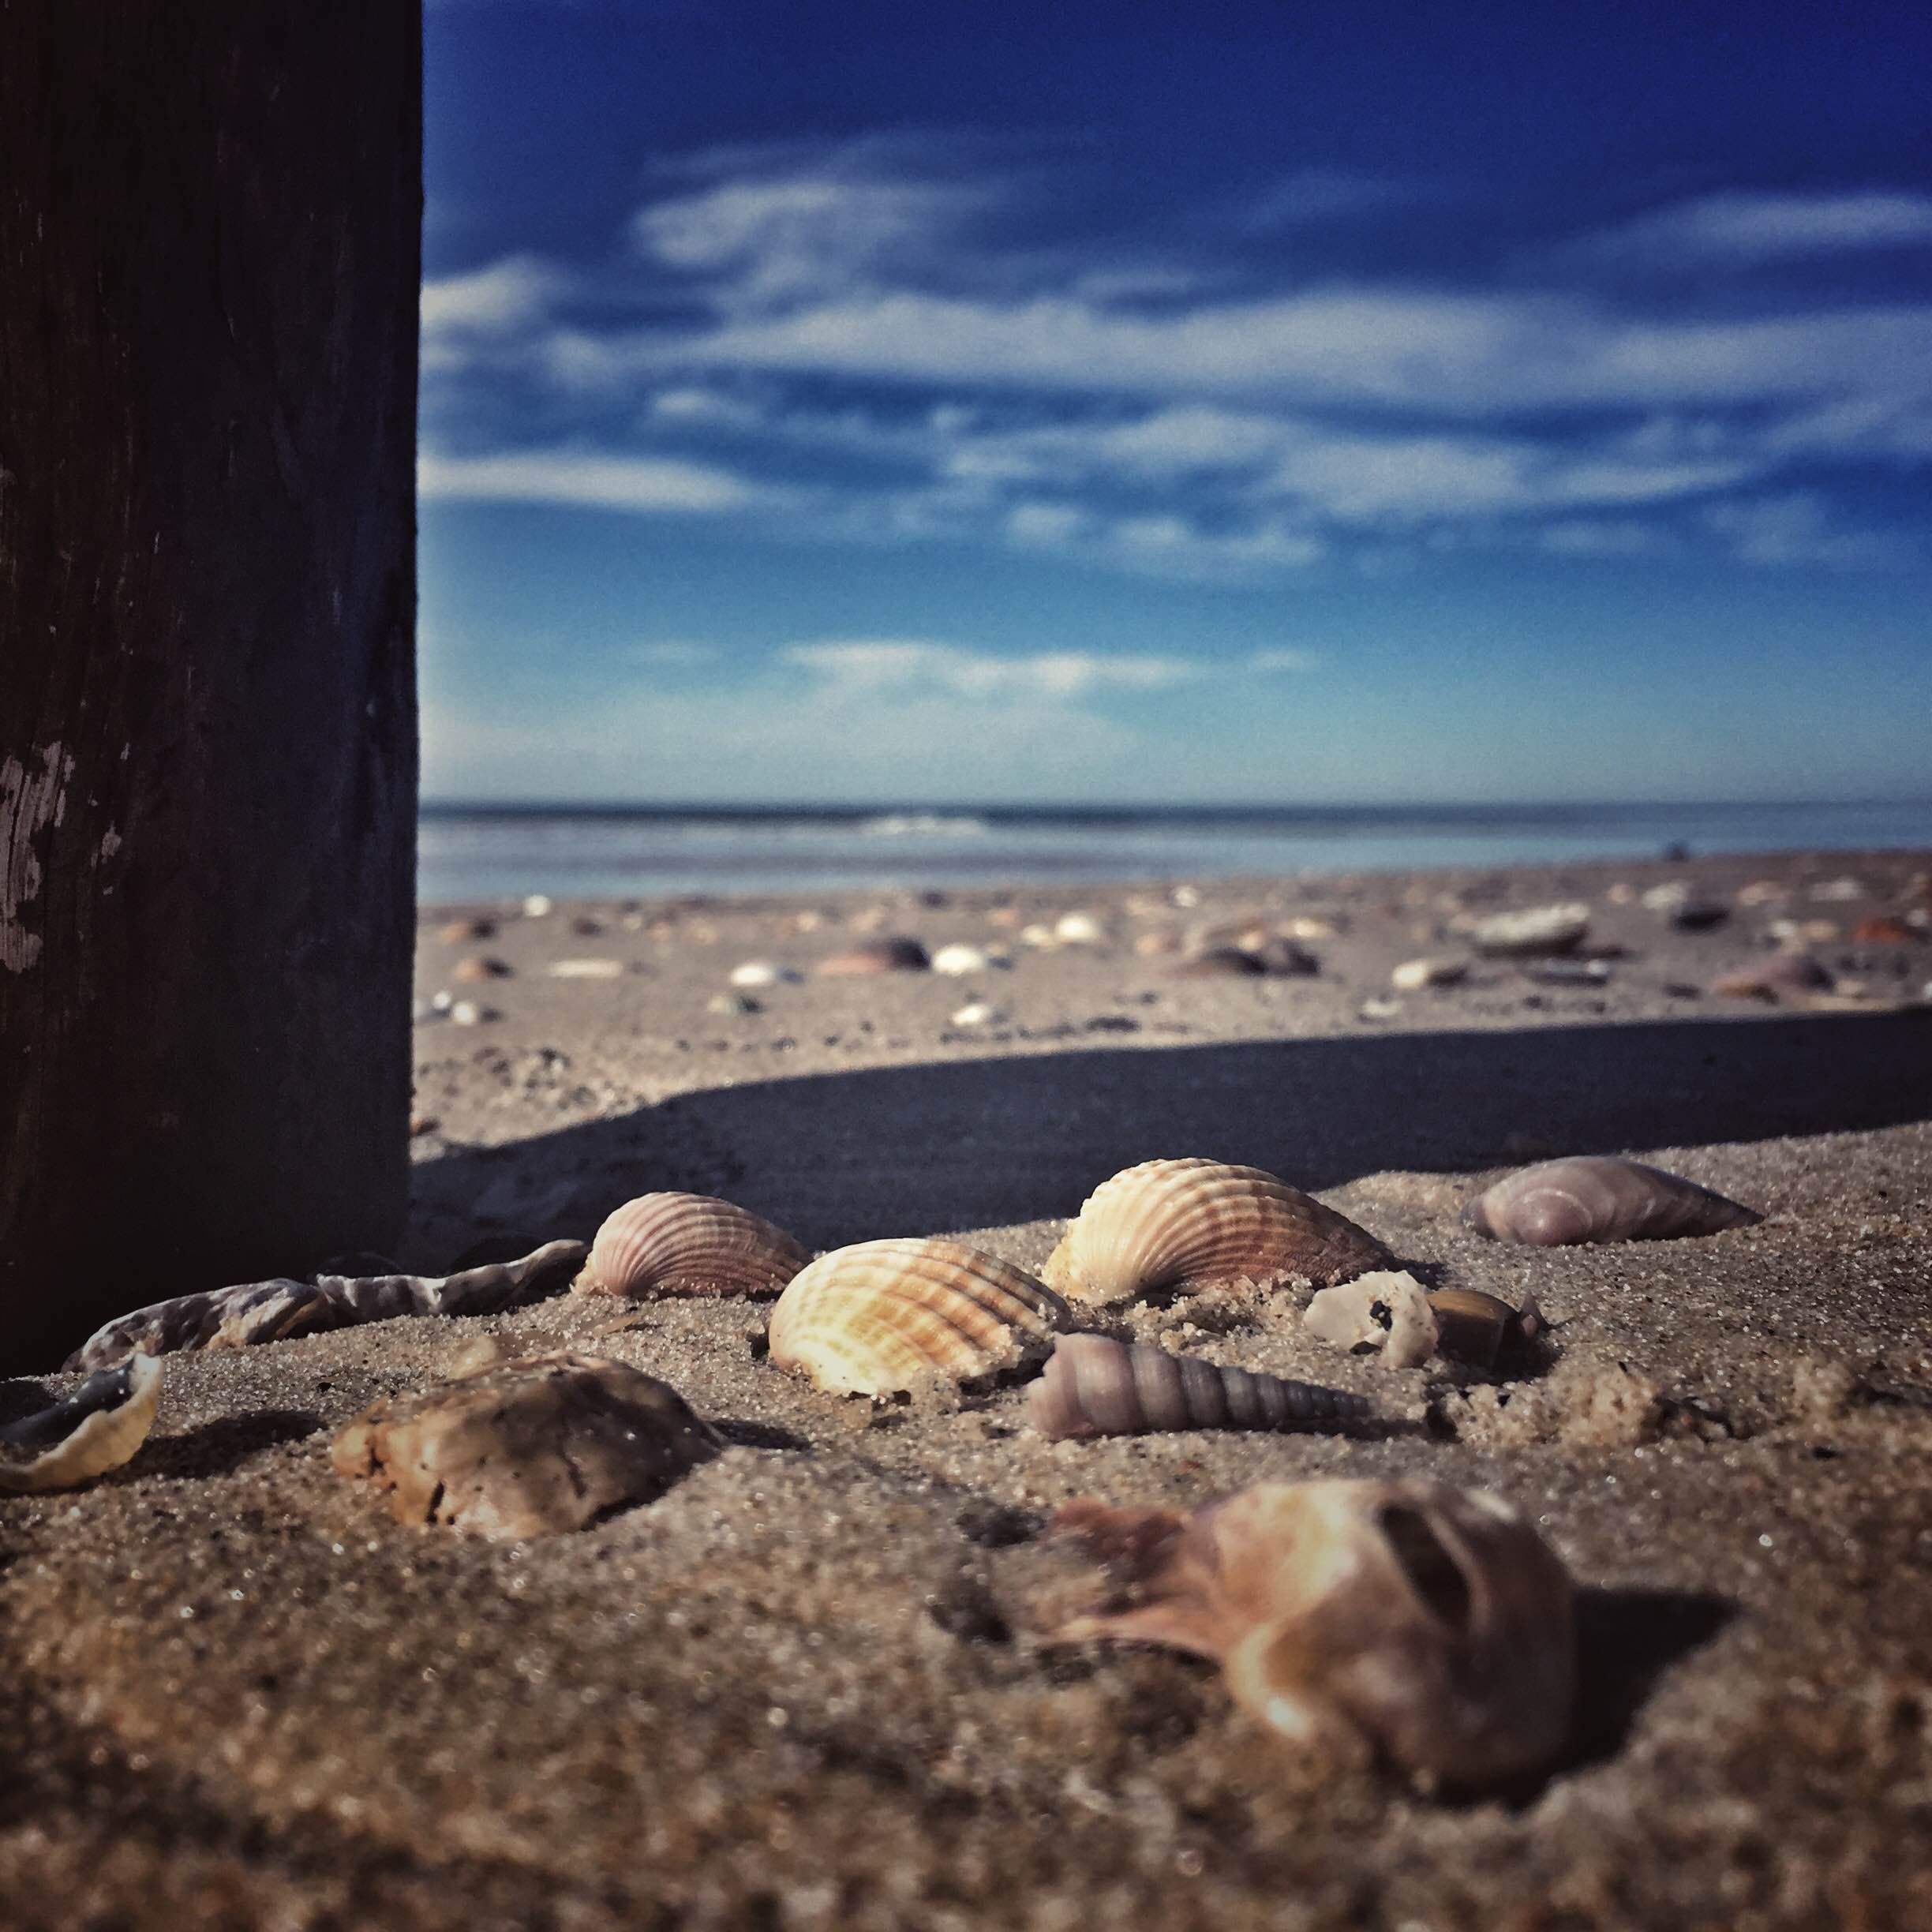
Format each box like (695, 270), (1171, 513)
(5, 846), (1932, 1929)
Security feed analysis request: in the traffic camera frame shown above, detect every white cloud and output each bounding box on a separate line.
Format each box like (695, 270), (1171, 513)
(417, 447), (773, 513)
(780, 638), (1200, 698)
(1575, 189), (1932, 268)
(1250, 647), (1318, 671)
(1701, 493), (1911, 568)
(421, 255), (560, 333)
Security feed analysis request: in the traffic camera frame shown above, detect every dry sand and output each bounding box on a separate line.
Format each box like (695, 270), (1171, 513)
(4, 849), (1932, 1930)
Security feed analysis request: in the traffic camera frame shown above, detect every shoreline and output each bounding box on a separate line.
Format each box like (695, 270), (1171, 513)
(5, 845), (1931, 1927)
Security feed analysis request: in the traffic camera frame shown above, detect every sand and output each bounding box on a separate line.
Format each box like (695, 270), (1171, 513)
(3, 848), (1931, 1930)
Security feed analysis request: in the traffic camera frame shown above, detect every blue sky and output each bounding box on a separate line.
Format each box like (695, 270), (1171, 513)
(419, 0), (1932, 804)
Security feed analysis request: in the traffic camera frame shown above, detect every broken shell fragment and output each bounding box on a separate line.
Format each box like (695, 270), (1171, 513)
(1710, 953), (1834, 1002)
(768, 1238), (1069, 1397)
(576, 1193), (809, 1301)
(1426, 1289), (1546, 1369)
(1049, 1477), (1575, 1789)
(1025, 1332), (1370, 1440)
(1463, 1157), (1758, 1246)
(1304, 1271), (1439, 1369)
(65, 1242), (587, 1372)
(0, 1354), (163, 1492)
(817, 938), (930, 975)
(1044, 1159), (1391, 1310)
(332, 1350), (722, 1539)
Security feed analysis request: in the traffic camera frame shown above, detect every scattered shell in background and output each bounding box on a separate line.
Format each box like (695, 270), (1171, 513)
(331, 1351), (722, 1539)
(577, 1193), (809, 1301)
(1522, 958), (1610, 986)
(1054, 911), (1108, 945)
(0, 1354), (163, 1492)
(1245, 935), (1319, 976)
(1809, 877), (1864, 902)
(1710, 953), (1834, 1002)
(728, 960), (800, 988)
(449, 1001), (497, 1026)
(1468, 904), (1591, 957)
(931, 942), (994, 975)
(768, 1238), (1068, 1396)
(547, 957), (623, 979)
(1736, 880), (1786, 906)
(522, 893), (553, 918)
(1024, 1332), (1370, 1440)
(818, 938), (930, 975)
(949, 1000), (1009, 1028)
(1133, 929), (1184, 958)
(1392, 957), (1468, 990)
(1043, 1159), (1392, 1309)
(1173, 945), (1266, 979)
(707, 990), (762, 1016)
(437, 916), (496, 944)
(1358, 996), (1404, 1021)
(452, 955), (513, 983)
(1463, 1156), (1758, 1246)
(1304, 1271), (1439, 1368)
(1050, 1478), (1575, 1788)
(1286, 916), (1338, 939)
(67, 1241), (587, 1372)
(1426, 1289), (1546, 1370)
(1854, 915), (1920, 946)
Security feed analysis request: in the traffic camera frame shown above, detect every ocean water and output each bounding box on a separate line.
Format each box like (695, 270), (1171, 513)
(417, 801), (1932, 905)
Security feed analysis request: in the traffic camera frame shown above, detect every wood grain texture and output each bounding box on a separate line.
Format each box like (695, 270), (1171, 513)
(0, 2), (422, 1369)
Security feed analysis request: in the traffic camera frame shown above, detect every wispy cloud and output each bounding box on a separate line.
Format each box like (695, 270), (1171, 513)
(417, 447), (776, 513)
(781, 638), (1200, 698)
(1572, 189), (1932, 269)
(421, 255), (561, 333)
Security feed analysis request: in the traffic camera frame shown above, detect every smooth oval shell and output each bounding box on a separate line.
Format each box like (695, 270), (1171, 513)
(578, 1193), (809, 1301)
(1026, 1332), (1369, 1440)
(0, 1354), (163, 1492)
(1050, 1477), (1575, 1789)
(331, 1350), (722, 1539)
(1043, 1159), (1391, 1309)
(1463, 1157), (1758, 1246)
(1469, 904), (1590, 957)
(768, 1238), (1068, 1396)
(1426, 1289), (1545, 1370)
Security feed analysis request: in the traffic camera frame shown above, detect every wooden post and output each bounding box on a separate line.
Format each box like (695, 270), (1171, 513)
(0, 4), (421, 1370)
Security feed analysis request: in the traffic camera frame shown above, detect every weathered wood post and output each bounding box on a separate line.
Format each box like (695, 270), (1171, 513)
(0, 5), (421, 1369)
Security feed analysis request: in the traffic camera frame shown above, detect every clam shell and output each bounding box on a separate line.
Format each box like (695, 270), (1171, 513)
(1025, 1332), (1369, 1440)
(768, 1238), (1069, 1396)
(1049, 1477), (1575, 1788)
(1463, 1157), (1758, 1245)
(577, 1193), (809, 1301)
(1469, 904), (1590, 957)
(1043, 1159), (1391, 1309)
(0, 1354), (163, 1492)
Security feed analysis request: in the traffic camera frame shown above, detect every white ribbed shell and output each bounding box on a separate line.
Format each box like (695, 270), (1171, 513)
(767, 1238), (1069, 1396)
(1043, 1158), (1390, 1309)
(578, 1193), (810, 1299)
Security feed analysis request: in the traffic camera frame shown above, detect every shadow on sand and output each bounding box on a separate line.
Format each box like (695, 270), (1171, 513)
(409, 1009), (1932, 1256)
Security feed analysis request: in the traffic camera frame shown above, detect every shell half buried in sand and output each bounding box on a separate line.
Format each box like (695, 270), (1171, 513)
(1025, 1332), (1370, 1440)
(1463, 1156), (1759, 1246)
(1042, 1158), (1391, 1309)
(1049, 1477), (1575, 1790)
(576, 1193), (810, 1300)
(768, 1237), (1069, 1397)
(0, 1354), (163, 1492)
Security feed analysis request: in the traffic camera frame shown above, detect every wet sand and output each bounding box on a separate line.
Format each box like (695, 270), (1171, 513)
(4, 848), (1932, 1929)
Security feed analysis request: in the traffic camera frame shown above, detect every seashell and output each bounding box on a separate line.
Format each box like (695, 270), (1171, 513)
(817, 937), (930, 975)
(949, 1000), (1009, 1028)
(1426, 1289), (1545, 1369)
(1391, 956), (1467, 990)
(1304, 1271), (1439, 1368)
(1463, 1157), (1758, 1246)
(708, 990), (762, 1016)
(1854, 915), (1919, 946)
(576, 1193), (808, 1301)
(1048, 1477), (1575, 1789)
(0, 1354), (163, 1492)
(1522, 957), (1610, 986)
(1025, 1332), (1370, 1440)
(728, 960), (799, 988)
(1245, 934), (1319, 976)
(436, 915), (496, 943)
(331, 1350), (721, 1539)
(449, 1001), (497, 1025)
(1044, 1159), (1391, 1309)
(65, 1241), (587, 1372)
(522, 893), (553, 918)
(1711, 953), (1834, 1002)
(1357, 996), (1403, 1020)
(768, 1238), (1069, 1396)
(930, 942), (993, 975)
(1173, 945), (1265, 978)
(452, 954), (513, 983)
(1809, 876), (1864, 902)
(1468, 904), (1590, 957)
(547, 957), (623, 979)
(1054, 911), (1107, 945)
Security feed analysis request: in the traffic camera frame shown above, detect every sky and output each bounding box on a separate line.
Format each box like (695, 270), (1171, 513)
(418, 0), (1932, 805)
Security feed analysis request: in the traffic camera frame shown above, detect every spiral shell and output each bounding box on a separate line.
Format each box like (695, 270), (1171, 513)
(0, 1354), (163, 1492)
(1043, 1159), (1391, 1309)
(768, 1238), (1069, 1396)
(577, 1193), (809, 1301)
(1025, 1332), (1369, 1440)
(1463, 1157), (1758, 1246)
(1049, 1477), (1575, 1789)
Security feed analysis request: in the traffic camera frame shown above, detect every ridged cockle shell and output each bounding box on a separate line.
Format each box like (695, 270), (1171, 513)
(576, 1193), (809, 1301)
(1463, 1157), (1759, 1246)
(1050, 1477), (1575, 1789)
(767, 1238), (1069, 1396)
(1043, 1159), (1391, 1309)
(1025, 1333), (1369, 1440)
(0, 1354), (163, 1492)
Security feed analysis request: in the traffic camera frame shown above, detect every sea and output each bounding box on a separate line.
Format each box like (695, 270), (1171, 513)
(417, 800), (1932, 905)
